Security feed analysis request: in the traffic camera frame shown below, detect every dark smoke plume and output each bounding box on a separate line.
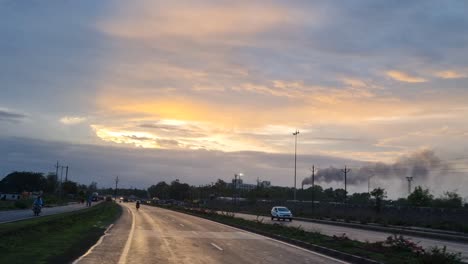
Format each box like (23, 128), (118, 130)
(302, 150), (448, 185)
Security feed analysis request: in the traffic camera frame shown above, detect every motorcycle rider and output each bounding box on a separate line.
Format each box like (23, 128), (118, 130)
(32, 195), (43, 215)
(136, 200), (140, 210)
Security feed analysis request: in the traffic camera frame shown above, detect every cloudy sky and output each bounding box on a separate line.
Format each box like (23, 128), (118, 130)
(1, 1), (467, 198)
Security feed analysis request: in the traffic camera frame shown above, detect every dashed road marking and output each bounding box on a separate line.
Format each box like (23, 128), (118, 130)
(179, 223), (184, 227)
(210, 243), (223, 251)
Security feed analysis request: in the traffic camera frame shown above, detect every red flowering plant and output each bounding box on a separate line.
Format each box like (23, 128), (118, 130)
(384, 234), (425, 254)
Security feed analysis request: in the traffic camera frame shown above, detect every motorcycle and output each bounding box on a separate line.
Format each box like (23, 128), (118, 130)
(33, 204), (42, 216)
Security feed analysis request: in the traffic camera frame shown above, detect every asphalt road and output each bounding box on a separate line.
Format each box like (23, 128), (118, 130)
(232, 212), (468, 261)
(75, 204), (348, 264)
(0, 202), (99, 224)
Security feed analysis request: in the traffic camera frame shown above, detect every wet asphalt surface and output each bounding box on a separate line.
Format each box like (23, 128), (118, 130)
(75, 203), (348, 264)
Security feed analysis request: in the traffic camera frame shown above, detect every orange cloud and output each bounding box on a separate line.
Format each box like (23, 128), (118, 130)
(386, 70), (427, 83)
(98, 2), (289, 41)
(435, 70), (466, 79)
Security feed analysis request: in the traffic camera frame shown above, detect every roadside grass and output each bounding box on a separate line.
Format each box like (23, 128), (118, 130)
(0, 200), (16, 210)
(0, 201), (121, 264)
(158, 205), (463, 264)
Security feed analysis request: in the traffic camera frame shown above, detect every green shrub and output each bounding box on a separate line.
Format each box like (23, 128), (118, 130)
(417, 246), (462, 264)
(14, 199), (31, 209)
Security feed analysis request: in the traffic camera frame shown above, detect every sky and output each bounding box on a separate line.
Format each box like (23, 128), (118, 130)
(1, 0), (468, 199)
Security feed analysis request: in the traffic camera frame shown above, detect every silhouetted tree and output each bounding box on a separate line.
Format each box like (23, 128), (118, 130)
(88, 181), (98, 192)
(0, 172), (46, 193)
(45, 173), (58, 193)
(433, 191), (462, 208)
(408, 186), (433, 207)
(62, 180), (78, 195)
(370, 188), (387, 212)
(148, 181), (170, 199)
(169, 179), (190, 200)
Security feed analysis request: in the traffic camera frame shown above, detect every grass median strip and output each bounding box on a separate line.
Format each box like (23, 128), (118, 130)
(0, 201), (122, 264)
(156, 205), (463, 264)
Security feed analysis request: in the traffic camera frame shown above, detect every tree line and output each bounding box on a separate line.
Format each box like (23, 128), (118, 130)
(1, 172), (465, 209)
(146, 179), (466, 209)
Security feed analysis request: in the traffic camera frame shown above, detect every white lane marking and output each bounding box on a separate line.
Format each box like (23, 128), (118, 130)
(210, 243), (223, 251)
(72, 224), (114, 263)
(179, 223), (184, 227)
(118, 205), (136, 264)
(164, 209), (349, 264)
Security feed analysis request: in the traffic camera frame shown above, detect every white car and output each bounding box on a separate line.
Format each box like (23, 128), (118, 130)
(271, 206), (293, 221)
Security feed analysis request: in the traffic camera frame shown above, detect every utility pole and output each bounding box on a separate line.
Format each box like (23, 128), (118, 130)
(293, 130), (300, 201)
(55, 161), (60, 194)
(406, 176), (413, 195)
(341, 166), (351, 200)
(114, 176), (119, 201)
(368, 175), (370, 194)
(65, 166), (69, 182)
(55, 161), (60, 178)
(59, 165), (64, 199)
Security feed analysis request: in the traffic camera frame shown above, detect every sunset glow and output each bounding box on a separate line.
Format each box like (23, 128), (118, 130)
(1, 0), (468, 194)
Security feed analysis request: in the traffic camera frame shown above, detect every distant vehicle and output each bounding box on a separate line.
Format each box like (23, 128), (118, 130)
(271, 206), (293, 221)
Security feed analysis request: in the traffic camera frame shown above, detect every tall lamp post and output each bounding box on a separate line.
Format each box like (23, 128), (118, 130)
(234, 173), (243, 205)
(293, 130), (300, 201)
(367, 174), (374, 194)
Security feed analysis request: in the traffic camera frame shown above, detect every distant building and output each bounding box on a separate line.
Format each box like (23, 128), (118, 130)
(0, 193), (21, 201)
(227, 178), (271, 190)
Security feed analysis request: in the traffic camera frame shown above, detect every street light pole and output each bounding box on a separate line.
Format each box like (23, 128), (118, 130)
(368, 174), (374, 194)
(234, 173), (243, 205)
(234, 174), (237, 205)
(114, 176), (119, 201)
(293, 130), (300, 201)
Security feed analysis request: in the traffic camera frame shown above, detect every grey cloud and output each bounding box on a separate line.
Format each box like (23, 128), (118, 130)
(0, 137), (357, 189)
(297, 1), (468, 61)
(311, 137), (361, 142)
(0, 109), (27, 123)
(0, 1), (108, 114)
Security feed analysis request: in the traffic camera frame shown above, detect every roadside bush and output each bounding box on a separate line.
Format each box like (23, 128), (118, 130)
(384, 235), (424, 254)
(417, 246), (462, 264)
(14, 199), (31, 209)
(43, 196), (60, 205)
